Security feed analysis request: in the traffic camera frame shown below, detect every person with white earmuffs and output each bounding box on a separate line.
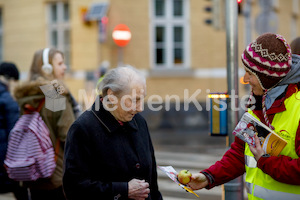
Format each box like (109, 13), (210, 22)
(13, 48), (81, 200)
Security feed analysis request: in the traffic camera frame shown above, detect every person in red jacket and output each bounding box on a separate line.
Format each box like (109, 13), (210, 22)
(188, 33), (300, 199)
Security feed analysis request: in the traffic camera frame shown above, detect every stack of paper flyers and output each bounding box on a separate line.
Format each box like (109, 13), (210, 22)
(158, 166), (199, 198)
(232, 112), (287, 156)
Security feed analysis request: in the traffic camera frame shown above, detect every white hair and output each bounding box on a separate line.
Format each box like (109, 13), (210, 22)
(98, 65), (146, 97)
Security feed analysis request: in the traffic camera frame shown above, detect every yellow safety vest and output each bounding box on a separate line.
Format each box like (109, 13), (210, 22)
(245, 90), (300, 200)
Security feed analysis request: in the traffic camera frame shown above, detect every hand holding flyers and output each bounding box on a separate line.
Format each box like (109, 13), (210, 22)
(158, 166), (199, 198)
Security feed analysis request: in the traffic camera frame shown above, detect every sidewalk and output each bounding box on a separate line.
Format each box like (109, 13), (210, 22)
(150, 129), (227, 153)
(0, 193), (14, 200)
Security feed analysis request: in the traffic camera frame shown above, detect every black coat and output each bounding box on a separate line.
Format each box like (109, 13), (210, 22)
(63, 100), (163, 200)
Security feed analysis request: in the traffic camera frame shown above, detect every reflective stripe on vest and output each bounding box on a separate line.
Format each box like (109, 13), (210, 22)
(245, 181), (253, 194)
(245, 182), (300, 200)
(245, 155), (257, 168)
(244, 90), (300, 200)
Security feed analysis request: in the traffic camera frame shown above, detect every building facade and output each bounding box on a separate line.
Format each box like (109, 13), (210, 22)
(0, 0), (299, 130)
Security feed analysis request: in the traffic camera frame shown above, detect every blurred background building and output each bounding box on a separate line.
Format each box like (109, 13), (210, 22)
(0, 0), (299, 132)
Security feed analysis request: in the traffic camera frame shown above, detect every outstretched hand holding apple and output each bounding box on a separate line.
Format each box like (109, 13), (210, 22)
(177, 169), (192, 185)
(188, 172), (208, 190)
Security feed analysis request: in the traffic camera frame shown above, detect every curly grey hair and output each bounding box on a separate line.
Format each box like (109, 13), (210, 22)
(98, 65), (146, 97)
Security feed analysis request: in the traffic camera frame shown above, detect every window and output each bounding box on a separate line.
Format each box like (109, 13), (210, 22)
(0, 8), (3, 62)
(152, 0), (189, 69)
(47, 2), (71, 67)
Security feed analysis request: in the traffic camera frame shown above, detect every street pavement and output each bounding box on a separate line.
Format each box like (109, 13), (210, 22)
(0, 193), (14, 200)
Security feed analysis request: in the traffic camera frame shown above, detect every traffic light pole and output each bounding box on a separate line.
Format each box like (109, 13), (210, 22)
(243, 0), (253, 45)
(224, 0), (244, 199)
(117, 46), (124, 67)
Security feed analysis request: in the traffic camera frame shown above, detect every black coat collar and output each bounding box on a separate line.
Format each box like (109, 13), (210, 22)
(90, 96), (138, 133)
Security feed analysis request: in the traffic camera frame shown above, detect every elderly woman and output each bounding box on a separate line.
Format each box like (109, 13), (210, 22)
(63, 66), (163, 200)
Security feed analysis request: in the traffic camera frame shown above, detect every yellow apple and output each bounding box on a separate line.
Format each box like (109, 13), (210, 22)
(177, 169), (192, 185)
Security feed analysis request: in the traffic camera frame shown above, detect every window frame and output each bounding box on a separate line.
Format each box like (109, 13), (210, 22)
(150, 0), (190, 69)
(46, 2), (71, 68)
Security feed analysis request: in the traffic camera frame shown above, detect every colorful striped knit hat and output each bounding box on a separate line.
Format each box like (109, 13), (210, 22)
(241, 33), (292, 90)
(241, 33), (292, 129)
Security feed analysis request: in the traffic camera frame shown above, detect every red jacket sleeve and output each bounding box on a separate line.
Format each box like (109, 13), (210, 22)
(202, 136), (246, 189)
(257, 120), (300, 185)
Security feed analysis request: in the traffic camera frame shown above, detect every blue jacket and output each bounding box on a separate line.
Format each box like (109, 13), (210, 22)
(0, 82), (19, 164)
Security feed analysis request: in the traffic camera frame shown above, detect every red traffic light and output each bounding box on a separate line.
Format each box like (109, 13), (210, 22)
(237, 0), (242, 3)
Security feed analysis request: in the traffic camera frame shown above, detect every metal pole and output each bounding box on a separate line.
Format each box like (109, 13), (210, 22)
(244, 0), (253, 45)
(118, 46), (123, 67)
(224, 0), (244, 199)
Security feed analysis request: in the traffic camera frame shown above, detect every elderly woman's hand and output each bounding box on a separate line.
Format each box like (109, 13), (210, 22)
(128, 179), (150, 200)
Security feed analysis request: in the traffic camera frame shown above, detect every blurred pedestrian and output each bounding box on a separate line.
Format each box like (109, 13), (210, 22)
(187, 33), (300, 199)
(291, 37), (300, 55)
(0, 62), (29, 200)
(63, 66), (163, 200)
(13, 48), (79, 200)
(95, 60), (110, 95)
(97, 60), (110, 82)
